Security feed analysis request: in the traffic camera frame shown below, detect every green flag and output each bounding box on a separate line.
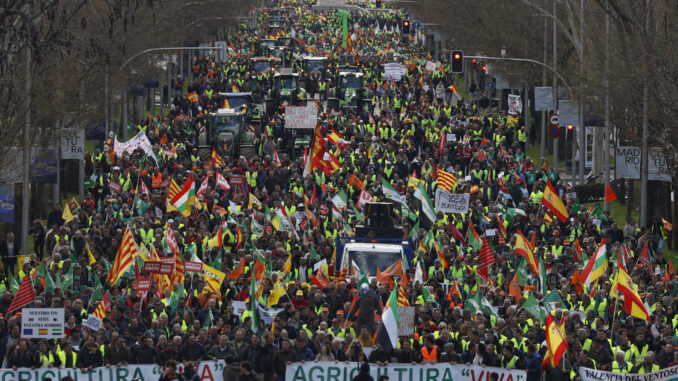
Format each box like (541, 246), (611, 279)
(170, 284), (186, 310)
(517, 258), (530, 286)
(522, 293), (548, 324)
(89, 284), (103, 309)
(34, 262), (47, 288)
(542, 291), (564, 312)
(402, 202), (418, 222)
(203, 308), (214, 329)
(572, 199), (581, 214)
(309, 245), (320, 261)
(539, 259), (547, 293)
(9, 274), (19, 294)
(352, 203), (365, 223)
(409, 219), (420, 239)
(480, 295), (499, 318)
(591, 204), (607, 222)
(414, 181), (437, 222)
(61, 266), (74, 290)
(421, 287), (437, 305)
(464, 292), (482, 314)
(505, 208), (526, 224)
(44, 271), (56, 293)
(357, 273), (369, 290)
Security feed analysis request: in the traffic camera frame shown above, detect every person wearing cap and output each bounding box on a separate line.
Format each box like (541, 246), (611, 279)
(292, 289), (309, 310)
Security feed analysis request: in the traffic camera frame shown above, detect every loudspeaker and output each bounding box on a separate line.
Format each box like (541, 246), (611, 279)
(355, 226), (402, 239)
(364, 202), (397, 227)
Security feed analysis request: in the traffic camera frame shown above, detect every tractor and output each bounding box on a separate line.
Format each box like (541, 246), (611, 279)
(300, 56), (330, 95)
(254, 39), (277, 56)
(265, 72), (307, 116)
(327, 71), (372, 114)
(199, 108), (255, 162)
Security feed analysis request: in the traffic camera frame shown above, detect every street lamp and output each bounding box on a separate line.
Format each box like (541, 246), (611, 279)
(501, 46), (506, 58)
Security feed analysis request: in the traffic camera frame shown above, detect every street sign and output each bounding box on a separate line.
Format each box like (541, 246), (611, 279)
(549, 113), (559, 126)
(412, 21), (421, 29)
(61, 128), (85, 160)
(486, 81), (496, 91)
(549, 126), (561, 139)
(21, 308), (65, 339)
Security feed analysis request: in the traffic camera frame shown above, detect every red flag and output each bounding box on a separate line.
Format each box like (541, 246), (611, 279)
(439, 133), (446, 155)
(509, 274), (522, 301)
(449, 223), (467, 246)
(228, 258), (246, 280)
(605, 185), (617, 202)
(196, 175), (210, 199)
(93, 291), (111, 318)
(215, 172), (231, 191)
(637, 242), (650, 268)
(573, 238), (582, 262)
(571, 269), (583, 296)
(139, 179), (151, 198)
(477, 238), (496, 282)
(8, 277), (35, 314)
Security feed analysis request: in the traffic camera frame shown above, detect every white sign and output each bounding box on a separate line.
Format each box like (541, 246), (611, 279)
(214, 41), (227, 62)
(287, 362), (526, 381)
(284, 104), (317, 129)
(615, 146), (641, 180)
(425, 60), (441, 72)
(397, 306), (415, 336)
(580, 365), (678, 381)
(0, 361), (227, 381)
(434, 189), (470, 214)
(534, 87), (554, 111)
(21, 308), (65, 339)
(558, 100), (579, 127)
(84, 315), (102, 331)
(446, 133), (456, 142)
(508, 94), (522, 115)
(113, 131), (159, 165)
(61, 128), (85, 160)
(649, 148), (671, 181)
(232, 301), (247, 317)
(383, 63), (408, 82)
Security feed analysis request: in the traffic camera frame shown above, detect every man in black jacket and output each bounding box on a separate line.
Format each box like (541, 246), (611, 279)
(347, 284), (382, 334)
(7, 339), (36, 369)
(0, 233), (20, 278)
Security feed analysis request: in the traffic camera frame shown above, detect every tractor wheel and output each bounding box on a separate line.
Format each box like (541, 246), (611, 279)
(198, 147), (211, 162)
(239, 144), (255, 160)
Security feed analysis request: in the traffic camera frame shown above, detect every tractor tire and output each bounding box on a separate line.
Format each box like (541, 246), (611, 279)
(198, 147), (211, 162)
(265, 99), (276, 117)
(239, 144), (255, 160)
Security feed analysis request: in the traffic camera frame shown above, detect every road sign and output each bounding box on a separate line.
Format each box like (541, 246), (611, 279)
(549, 113), (559, 127)
(21, 308), (65, 339)
(486, 81), (496, 91)
(412, 21), (421, 29)
(549, 126), (561, 139)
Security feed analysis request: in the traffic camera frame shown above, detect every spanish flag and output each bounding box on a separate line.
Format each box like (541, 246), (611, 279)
(544, 314), (567, 367)
(515, 230), (539, 276)
(542, 181), (569, 222)
(611, 267), (651, 321)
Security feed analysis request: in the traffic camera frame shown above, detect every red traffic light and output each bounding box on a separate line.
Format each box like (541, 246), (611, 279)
(404, 21), (410, 26)
(453, 53), (461, 60)
(472, 59), (477, 63)
(567, 125), (574, 131)
(482, 65), (487, 71)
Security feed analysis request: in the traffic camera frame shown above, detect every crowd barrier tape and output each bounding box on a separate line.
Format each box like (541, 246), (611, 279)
(579, 365), (678, 381)
(285, 361), (527, 381)
(0, 360), (226, 381)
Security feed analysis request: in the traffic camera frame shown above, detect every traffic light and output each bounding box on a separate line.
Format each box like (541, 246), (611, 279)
(567, 125), (574, 141)
(376, 0), (382, 8)
(481, 65), (487, 72)
(402, 20), (411, 34)
(451, 50), (463, 73)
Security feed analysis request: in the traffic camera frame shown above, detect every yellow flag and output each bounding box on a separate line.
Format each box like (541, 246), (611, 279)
(203, 263), (226, 294)
(283, 254), (292, 273)
(86, 242), (96, 265)
(249, 193), (262, 209)
(268, 280), (287, 307)
(62, 204), (74, 223)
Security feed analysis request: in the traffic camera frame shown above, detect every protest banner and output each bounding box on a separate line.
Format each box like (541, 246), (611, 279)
(286, 362), (526, 381)
(284, 105), (317, 129)
(0, 361), (227, 381)
(579, 365), (678, 381)
(435, 189), (470, 214)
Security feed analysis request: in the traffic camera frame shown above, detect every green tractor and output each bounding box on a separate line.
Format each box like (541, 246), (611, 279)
(300, 56), (330, 95)
(327, 71), (372, 114)
(199, 108), (255, 161)
(265, 72), (307, 116)
(254, 39), (277, 56)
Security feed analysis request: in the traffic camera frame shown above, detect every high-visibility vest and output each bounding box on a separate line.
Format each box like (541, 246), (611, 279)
(152, 173), (162, 188)
(631, 344), (649, 365)
(613, 346), (633, 361)
(637, 364), (660, 374)
(57, 351), (77, 368)
(328, 327), (345, 338)
(518, 130), (527, 142)
(246, 172), (257, 187)
(611, 361), (633, 373)
(39, 352), (55, 367)
(421, 346), (438, 363)
(502, 355), (518, 368)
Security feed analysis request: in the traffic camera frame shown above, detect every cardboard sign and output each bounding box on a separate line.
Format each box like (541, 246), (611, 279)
(284, 105), (317, 129)
(434, 189), (470, 214)
(397, 306), (415, 336)
(143, 261), (173, 275)
(21, 308), (65, 339)
(185, 261), (204, 273)
(135, 277), (152, 292)
(230, 175), (245, 185)
(84, 315), (102, 331)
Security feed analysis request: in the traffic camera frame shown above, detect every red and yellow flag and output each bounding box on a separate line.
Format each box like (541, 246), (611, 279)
(542, 181), (569, 222)
(545, 314), (568, 367)
(515, 230), (539, 276)
(93, 291), (111, 319)
(611, 267), (651, 321)
(107, 226), (139, 286)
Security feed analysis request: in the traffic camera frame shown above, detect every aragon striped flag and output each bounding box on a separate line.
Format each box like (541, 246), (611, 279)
(437, 169), (458, 192)
(7, 276), (35, 314)
(107, 225), (139, 286)
(376, 286), (399, 351)
(92, 291), (111, 319)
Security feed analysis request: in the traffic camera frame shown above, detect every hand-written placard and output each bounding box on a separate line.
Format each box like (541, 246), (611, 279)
(435, 189), (470, 214)
(397, 306), (415, 336)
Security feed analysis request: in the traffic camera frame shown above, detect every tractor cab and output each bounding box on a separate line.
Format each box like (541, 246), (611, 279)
(301, 56), (330, 93)
(254, 39), (277, 56)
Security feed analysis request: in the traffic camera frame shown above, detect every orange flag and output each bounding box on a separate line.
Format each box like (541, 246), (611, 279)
(605, 185), (617, 202)
(571, 269), (583, 295)
(509, 274), (522, 302)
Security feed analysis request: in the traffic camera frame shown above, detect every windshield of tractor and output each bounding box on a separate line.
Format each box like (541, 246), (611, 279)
(252, 61), (273, 72)
(341, 76), (362, 89)
(347, 249), (403, 276)
(212, 115), (242, 133)
(224, 96), (249, 110)
(277, 77), (297, 90)
(305, 60), (325, 71)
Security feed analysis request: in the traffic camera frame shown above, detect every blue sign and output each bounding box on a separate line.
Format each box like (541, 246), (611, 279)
(486, 81), (496, 91)
(0, 185), (13, 223)
(412, 21), (421, 29)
